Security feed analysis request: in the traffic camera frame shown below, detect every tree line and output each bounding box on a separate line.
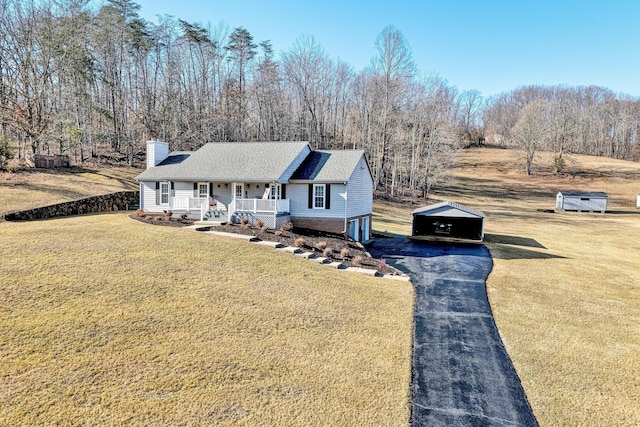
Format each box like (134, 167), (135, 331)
(484, 85), (640, 174)
(1, 0), (638, 195)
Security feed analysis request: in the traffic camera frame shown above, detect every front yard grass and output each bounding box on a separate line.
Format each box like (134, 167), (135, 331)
(0, 213), (413, 425)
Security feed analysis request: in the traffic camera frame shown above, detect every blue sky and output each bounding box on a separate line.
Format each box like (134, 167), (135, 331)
(132, 0), (640, 98)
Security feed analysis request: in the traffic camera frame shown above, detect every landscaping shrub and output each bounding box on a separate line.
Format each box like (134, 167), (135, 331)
(274, 230), (282, 237)
(135, 208), (145, 218)
(180, 213), (188, 220)
(280, 221), (293, 231)
(352, 255), (363, 266)
(256, 219), (265, 228)
(240, 217), (249, 225)
(323, 247), (333, 257)
(340, 247), (350, 259)
(316, 241), (328, 251)
(294, 237), (306, 247)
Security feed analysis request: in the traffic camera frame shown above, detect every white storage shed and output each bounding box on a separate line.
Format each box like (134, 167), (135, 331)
(556, 191), (608, 213)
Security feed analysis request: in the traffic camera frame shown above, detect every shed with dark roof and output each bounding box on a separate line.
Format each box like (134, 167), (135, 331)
(412, 201), (486, 241)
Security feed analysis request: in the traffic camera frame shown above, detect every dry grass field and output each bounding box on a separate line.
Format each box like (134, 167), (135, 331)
(0, 213), (413, 424)
(374, 147), (640, 426)
(0, 167), (139, 216)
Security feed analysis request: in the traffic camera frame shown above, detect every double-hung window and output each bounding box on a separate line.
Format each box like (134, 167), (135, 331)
(160, 182), (169, 204)
(313, 184), (325, 209)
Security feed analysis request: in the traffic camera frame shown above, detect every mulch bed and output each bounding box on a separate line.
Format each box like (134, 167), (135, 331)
(129, 214), (396, 274)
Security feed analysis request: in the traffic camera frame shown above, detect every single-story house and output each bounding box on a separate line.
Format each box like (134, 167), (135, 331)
(555, 191), (608, 213)
(135, 140), (374, 242)
(412, 201), (486, 241)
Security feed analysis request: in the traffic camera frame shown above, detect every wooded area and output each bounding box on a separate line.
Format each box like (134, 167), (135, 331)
(1, 0), (638, 194)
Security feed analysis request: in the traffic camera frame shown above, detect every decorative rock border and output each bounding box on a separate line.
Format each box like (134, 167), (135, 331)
(188, 226), (409, 281)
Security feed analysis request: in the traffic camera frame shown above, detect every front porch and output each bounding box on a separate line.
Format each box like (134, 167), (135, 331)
(169, 196), (290, 228)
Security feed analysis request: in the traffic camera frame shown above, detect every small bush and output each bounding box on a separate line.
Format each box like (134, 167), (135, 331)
(274, 230), (282, 237)
(240, 217), (249, 225)
(256, 219), (265, 228)
(280, 221), (294, 232)
(352, 255), (363, 266)
(135, 208), (145, 218)
(180, 213), (188, 220)
(294, 237), (306, 247)
(323, 247), (333, 257)
(316, 241), (328, 250)
(340, 248), (350, 259)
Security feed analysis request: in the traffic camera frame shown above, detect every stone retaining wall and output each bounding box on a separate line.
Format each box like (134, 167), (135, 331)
(3, 191), (139, 221)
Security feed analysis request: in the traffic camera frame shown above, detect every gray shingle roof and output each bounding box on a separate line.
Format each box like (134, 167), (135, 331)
(412, 201), (486, 218)
(290, 150), (367, 182)
(136, 142), (310, 182)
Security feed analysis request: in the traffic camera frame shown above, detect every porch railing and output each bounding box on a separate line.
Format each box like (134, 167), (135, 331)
(234, 198), (289, 213)
(171, 196), (209, 210)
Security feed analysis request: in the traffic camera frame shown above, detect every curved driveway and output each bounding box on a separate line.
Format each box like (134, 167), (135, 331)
(368, 237), (538, 427)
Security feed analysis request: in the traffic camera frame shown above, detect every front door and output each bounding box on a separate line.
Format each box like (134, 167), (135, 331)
(198, 183), (208, 199)
(234, 183), (244, 199)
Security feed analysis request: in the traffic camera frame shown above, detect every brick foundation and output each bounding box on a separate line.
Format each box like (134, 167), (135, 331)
(291, 214), (372, 241)
(291, 216), (346, 235)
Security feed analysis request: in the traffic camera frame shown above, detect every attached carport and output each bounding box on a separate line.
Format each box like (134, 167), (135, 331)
(412, 201), (486, 241)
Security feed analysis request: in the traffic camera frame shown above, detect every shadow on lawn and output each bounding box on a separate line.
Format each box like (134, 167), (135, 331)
(484, 233), (547, 249)
(487, 243), (566, 260)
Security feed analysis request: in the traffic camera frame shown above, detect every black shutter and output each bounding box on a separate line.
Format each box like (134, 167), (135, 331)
(156, 182), (160, 204)
(308, 184), (313, 208)
(281, 184), (286, 199)
(170, 181), (175, 197)
(325, 184), (331, 209)
(209, 183), (214, 197)
(193, 182), (198, 197)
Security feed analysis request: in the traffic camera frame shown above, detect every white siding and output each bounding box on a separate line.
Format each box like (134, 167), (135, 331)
(558, 194), (607, 211)
(141, 181), (166, 212)
(174, 181), (193, 199)
(288, 183), (346, 218)
(146, 141), (169, 169)
(346, 156), (374, 218)
(278, 144), (311, 182)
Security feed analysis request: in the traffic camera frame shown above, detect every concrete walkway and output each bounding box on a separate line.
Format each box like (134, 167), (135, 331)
(368, 237), (538, 427)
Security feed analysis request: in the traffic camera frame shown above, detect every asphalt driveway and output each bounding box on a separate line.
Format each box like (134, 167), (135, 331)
(368, 237), (538, 427)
